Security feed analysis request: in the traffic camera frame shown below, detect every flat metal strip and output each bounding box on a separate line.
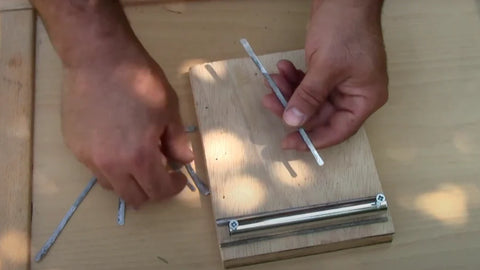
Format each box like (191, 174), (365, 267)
(35, 177), (97, 262)
(240, 38), (324, 166)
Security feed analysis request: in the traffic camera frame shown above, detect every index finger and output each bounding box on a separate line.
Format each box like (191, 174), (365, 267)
(283, 109), (366, 151)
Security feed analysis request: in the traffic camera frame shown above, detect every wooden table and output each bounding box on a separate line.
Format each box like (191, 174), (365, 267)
(1, 0), (479, 269)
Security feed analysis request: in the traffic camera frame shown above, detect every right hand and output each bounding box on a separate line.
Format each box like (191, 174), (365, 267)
(61, 51), (193, 208)
(263, 0), (388, 150)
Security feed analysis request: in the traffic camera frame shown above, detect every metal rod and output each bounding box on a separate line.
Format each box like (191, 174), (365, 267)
(186, 180), (196, 192)
(185, 163), (210, 196)
(117, 198), (126, 226)
(217, 195), (377, 226)
(184, 125), (197, 133)
(240, 38), (324, 166)
(35, 177), (97, 262)
(168, 160), (196, 192)
(221, 217), (388, 248)
(228, 193), (387, 235)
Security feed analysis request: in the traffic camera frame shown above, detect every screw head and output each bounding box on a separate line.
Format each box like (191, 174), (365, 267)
(376, 194), (386, 207)
(229, 220), (239, 231)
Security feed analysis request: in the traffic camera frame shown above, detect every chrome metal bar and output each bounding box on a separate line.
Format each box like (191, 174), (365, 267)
(227, 193), (387, 235)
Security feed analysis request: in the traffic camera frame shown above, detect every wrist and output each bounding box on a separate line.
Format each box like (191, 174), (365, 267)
(62, 30), (148, 70)
(312, 0), (383, 18)
(35, 0), (149, 69)
(60, 14), (147, 69)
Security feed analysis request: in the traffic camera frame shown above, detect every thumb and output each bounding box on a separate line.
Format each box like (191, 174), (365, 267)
(282, 69), (332, 127)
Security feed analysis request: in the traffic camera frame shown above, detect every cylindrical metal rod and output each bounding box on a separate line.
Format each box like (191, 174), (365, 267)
(228, 193), (387, 235)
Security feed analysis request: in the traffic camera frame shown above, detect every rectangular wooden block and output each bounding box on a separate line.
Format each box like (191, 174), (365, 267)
(190, 49), (394, 268)
(0, 9), (35, 270)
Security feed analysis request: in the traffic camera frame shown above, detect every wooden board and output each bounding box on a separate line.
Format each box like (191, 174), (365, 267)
(0, 9), (35, 270)
(190, 50), (394, 267)
(27, 0), (480, 269)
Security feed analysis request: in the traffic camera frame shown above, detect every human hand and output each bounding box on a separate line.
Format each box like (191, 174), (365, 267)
(263, 0), (388, 150)
(32, 0), (193, 207)
(62, 53), (193, 208)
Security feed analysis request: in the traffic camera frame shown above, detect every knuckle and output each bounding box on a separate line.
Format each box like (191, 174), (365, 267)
(144, 180), (166, 200)
(297, 83), (326, 107)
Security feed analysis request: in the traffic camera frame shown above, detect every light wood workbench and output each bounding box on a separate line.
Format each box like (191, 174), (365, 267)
(1, 0), (479, 269)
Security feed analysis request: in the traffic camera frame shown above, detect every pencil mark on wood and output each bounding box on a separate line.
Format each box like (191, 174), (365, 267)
(156, 256), (169, 264)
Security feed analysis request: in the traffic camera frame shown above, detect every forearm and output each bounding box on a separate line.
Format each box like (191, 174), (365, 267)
(30, 0), (145, 68)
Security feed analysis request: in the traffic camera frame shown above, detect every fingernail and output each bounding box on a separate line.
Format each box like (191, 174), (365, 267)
(186, 149), (195, 161)
(283, 107), (305, 127)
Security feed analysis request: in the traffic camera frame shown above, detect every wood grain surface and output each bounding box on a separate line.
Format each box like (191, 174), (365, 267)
(0, 9), (35, 270)
(25, 0), (480, 269)
(190, 50), (394, 267)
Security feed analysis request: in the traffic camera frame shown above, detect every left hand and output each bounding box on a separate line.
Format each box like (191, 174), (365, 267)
(262, 0), (388, 150)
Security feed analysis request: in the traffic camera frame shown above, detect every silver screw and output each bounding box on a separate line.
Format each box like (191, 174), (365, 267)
(229, 220), (239, 232)
(376, 193), (386, 208)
